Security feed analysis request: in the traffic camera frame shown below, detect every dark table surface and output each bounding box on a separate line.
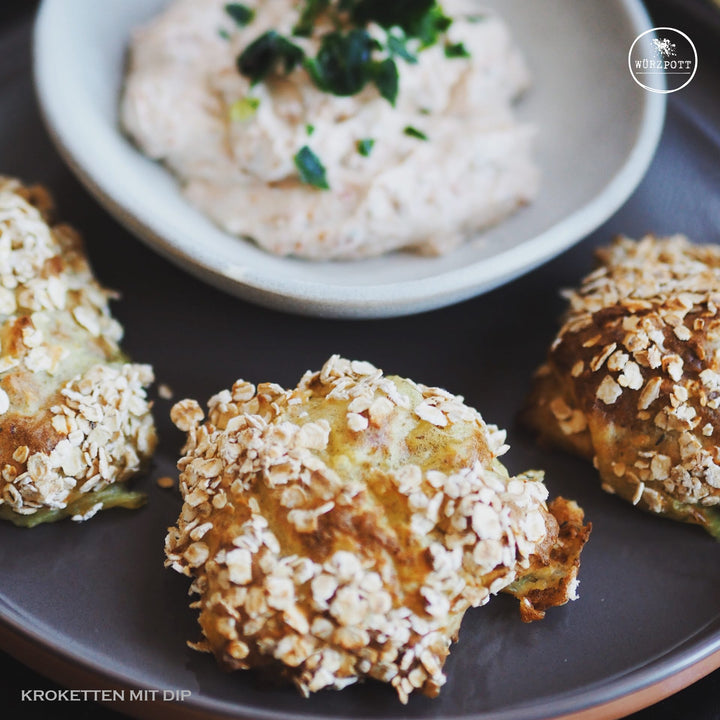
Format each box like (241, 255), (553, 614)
(1, 0), (720, 719)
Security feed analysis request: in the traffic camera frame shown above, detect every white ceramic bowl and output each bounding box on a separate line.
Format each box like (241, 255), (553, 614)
(34, 0), (665, 318)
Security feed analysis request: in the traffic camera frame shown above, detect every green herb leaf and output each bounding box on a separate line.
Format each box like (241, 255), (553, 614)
(387, 32), (417, 64)
(372, 58), (399, 105)
(294, 0), (330, 36)
(357, 138), (375, 156)
(235, 2), (455, 114)
(295, 146), (330, 189)
(351, 1), (452, 46)
(444, 41), (470, 58)
(229, 96), (261, 121)
(412, 5), (452, 48)
(305, 29), (375, 96)
(404, 125), (428, 141)
(237, 30), (305, 84)
(350, 0), (435, 33)
(225, 3), (255, 27)
(218, 28), (232, 40)
(306, 124), (316, 136)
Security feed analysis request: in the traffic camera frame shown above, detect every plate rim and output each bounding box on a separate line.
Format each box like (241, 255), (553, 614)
(32, 0), (666, 319)
(2, 596), (720, 720)
(22, 2), (713, 717)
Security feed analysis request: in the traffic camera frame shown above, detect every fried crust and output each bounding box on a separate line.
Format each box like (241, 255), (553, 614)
(0, 178), (156, 523)
(506, 498), (591, 622)
(525, 235), (720, 538)
(167, 356), (589, 702)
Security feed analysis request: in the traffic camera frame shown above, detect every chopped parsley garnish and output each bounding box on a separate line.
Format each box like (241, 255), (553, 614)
(387, 32), (418, 64)
(237, 30), (305, 85)
(412, 5), (453, 48)
(349, 0), (437, 34)
(218, 28), (232, 40)
(225, 3), (255, 27)
(357, 138), (375, 156)
(372, 58), (399, 104)
(294, 146), (330, 189)
(445, 42), (470, 58)
(294, 0), (330, 37)
(229, 96), (260, 121)
(404, 126), (428, 141)
(233, 2), (461, 176)
(305, 29), (377, 96)
(235, 1), (455, 103)
(303, 29), (399, 104)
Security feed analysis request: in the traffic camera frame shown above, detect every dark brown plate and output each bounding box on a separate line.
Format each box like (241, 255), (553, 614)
(1, 4), (720, 720)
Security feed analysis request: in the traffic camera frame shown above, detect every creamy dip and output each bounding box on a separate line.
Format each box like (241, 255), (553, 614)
(121, 0), (538, 260)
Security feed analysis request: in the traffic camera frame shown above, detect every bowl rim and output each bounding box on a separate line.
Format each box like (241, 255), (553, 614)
(33, 0), (666, 319)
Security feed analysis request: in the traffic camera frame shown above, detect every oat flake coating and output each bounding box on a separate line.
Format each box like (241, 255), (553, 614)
(525, 235), (720, 538)
(167, 356), (589, 702)
(0, 178), (157, 525)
